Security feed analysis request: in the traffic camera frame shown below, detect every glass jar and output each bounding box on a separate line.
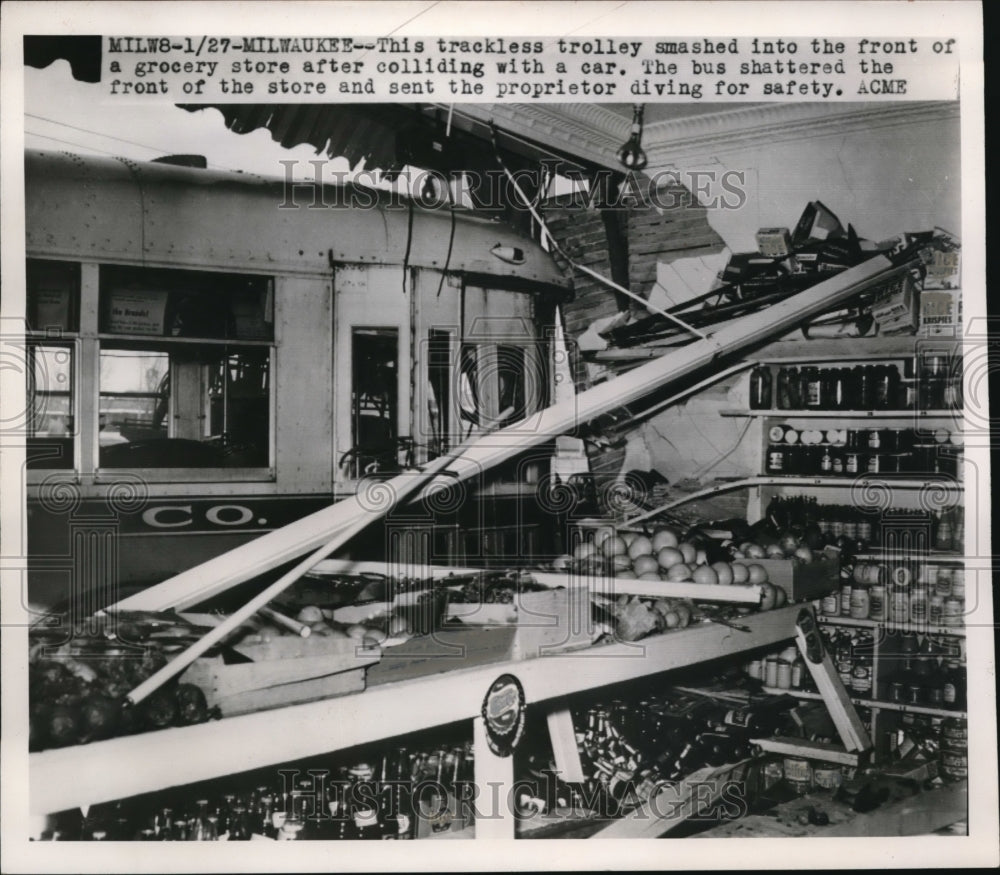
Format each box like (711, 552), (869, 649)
(908, 584), (929, 625)
(849, 583), (871, 619)
(889, 585), (910, 624)
(869, 583), (887, 621)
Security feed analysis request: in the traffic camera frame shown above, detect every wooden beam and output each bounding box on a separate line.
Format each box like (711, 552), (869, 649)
(547, 707), (586, 783)
(794, 608), (872, 753)
(113, 255), (899, 614)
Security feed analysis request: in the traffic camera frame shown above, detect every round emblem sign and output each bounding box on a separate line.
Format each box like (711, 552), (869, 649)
(481, 673), (526, 757)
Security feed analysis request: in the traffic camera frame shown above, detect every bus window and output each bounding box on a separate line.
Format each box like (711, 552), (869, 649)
(459, 342), (539, 433)
(26, 260), (79, 470)
(348, 328), (399, 478)
(98, 345), (269, 468)
(426, 329), (453, 456)
(97, 266), (273, 470)
(27, 343), (74, 469)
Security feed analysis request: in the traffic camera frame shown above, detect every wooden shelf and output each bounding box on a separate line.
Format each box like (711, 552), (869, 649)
(853, 550), (964, 562)
(762, 686), (966, 718)
(30, 605), (805, 817)
(755, 475), (962, 491)
(751, 335), (960, 364)
(817, 615), (965, 637)
(721, 408), (962, 419)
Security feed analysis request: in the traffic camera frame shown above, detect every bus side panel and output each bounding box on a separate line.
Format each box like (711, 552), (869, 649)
(274, 274), (336, 493)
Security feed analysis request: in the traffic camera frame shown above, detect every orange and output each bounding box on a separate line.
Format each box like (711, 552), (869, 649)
(731, 562), (750, 584)
(746, 563), (769, 585)
(678, 542), (697, 565)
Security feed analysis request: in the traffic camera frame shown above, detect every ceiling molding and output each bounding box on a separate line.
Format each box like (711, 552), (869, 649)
(433, 103), (629, 171)
(641, 101), (960, 166)
(431, 101), (959, 177)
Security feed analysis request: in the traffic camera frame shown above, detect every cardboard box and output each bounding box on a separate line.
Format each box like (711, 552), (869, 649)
(179, 636), (379, 717)
(733, 557), (839, 602)
(870, 274), (919, 334)
(920, 288), (961, 336)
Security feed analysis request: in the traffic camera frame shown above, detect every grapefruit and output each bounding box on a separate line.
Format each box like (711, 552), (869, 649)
(666, 563), (693, 582)
(611, 553), (633, 571)
(602, 535), (629, 557)
(711, 562), (735, 586)
(692, 565), (720, 586)
(759, 582), (778, 611)
(657, 547), (684, 570)
(632, 555), (660, 576)
(793, 546), (814, 564)
(592, 527), (615, 552)
(651, 528), (680, 551)
(628, 535), (654, 559)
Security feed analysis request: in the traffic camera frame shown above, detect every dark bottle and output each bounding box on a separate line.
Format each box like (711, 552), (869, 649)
(942, 659), (966, 710)
(777, 366), (801, 409)
(802, 367), (822, 408)
(228, 805), (252, 841)
(853, 365), (872, 410)
(428, 748), (453, 834)
(391, 748), (416, 839)
(157, 808), (175, 841)
(749, 365), (773, 409)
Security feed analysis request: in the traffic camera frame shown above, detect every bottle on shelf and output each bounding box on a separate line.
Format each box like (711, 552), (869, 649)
(749, 364), (773, 410)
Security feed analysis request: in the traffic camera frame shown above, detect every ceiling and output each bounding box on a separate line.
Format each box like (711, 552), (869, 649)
(601, 103), (768, 125)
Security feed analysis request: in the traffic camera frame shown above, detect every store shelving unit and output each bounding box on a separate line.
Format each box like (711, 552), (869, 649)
(718, 336), (967, 764)
(31, 603), (821, 828)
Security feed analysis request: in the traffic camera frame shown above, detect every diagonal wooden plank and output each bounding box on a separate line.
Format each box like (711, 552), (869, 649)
(113, 255), (899, 613)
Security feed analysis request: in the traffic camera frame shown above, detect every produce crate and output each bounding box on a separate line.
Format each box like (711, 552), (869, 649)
(368, 588), (593, 686)
(734, 557), (839, 602)
(179, 636), (380, 717)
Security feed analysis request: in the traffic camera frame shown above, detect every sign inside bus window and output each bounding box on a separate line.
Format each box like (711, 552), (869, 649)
(106, 289), (168, 335)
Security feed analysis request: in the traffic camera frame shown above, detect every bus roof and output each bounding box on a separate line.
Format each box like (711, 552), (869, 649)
(25, 150), (571, 290)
